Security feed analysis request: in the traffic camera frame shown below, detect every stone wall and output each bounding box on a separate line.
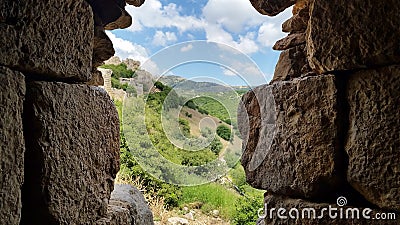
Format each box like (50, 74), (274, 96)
(241, 0), (400, 224)
(0, 0), (153, 224)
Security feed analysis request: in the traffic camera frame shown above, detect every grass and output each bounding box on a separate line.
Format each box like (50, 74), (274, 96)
(179, 183), (241, 220)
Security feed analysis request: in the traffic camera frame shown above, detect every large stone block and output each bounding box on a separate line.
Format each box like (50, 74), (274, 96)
(239, 75), (345, 198)
(96, 205), (132, 225)
(307, 0), (400, 74)
(258, 194), (399, 224)
(0, 66), (25, 225)
(271, 45), (311, 83)
(346, 65), (400, 211)
(0, 0), (93, 81)
(109, 184), (154, 225)
(21, 82), (120, 225)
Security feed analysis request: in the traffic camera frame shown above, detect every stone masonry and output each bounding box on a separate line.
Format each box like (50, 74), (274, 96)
(0, 0), (153, 224)
(240, 0), (400, 224)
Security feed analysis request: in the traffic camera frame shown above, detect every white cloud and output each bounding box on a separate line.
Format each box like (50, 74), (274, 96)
(126, 0), (205, 33)
(106, 31), (161, 75)
(257, 22), (284, 47)
(180, 44), (193, 52)
(222, 68), (236, 76)
(115, 0), (292, 56)
(106, 31), (149, 63)
(202, 0), (265, 33)
(152, 30), (177, 46)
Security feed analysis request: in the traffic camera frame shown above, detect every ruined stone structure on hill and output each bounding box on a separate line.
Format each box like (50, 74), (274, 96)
(0, 0), (153, 224)
(240, 0), (400, 224)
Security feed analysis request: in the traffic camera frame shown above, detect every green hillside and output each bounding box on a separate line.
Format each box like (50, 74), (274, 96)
(115, 81), (262, 224)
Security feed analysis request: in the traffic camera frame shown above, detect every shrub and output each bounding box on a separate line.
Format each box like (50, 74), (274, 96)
(233, 197), (264, 225)
(216, 125), (233, 141)
(99, 63), (136, 79)
(210, 138), (223, 155)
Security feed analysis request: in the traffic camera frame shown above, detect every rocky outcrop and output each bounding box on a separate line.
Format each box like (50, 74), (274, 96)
(307, 0), (400, 74)
(21, 82), (120, 224)
(0, 67), (25, 225)
(108, 184), (154, 225)
(123, 58), (141, 71)
(239, 75), (344, 198)
(0, 0), (93, 81)
(346, 66), (400, 212)
(249, 0), (296, 16)
(96, 205), (132, 225)
(271, 0), (311, 83)
(272, 44), (311, 82)
(273, 33), (305, 51)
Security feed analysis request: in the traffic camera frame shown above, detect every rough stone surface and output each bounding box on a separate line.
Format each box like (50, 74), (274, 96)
(272, 45), (311, 83)
(123, 58), (141, 71)
(87, 69), (105, 86)
(93, 26), (115, 68)
(257, 194), (399, 224)
(96, 205), (132, 225)
(273, 33), (305, 51)
(110, 184), (154, 225)
(126, 0), (146, 7)
(21, 82), (120, 225)
(250, 0), (296, 16)
(134, 70), (154, 92)
(104, 8), (132, 30)
(346, 65), (400, 212)
(307, 0), (400, 74)
(0, 66), (25, 225)
(88, 0), (132, 30)
(282, 6), (309, 33)
(105, 56), (122, 65)
(0, 0), (93, 81)
(239, 75), (344, 198)
(292, 0), (309, 15)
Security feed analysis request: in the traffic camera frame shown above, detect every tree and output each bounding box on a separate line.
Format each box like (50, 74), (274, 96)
(216, 125), (233, 141)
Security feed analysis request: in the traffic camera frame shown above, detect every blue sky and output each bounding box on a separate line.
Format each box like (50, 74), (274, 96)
(107, 0), (292, 86)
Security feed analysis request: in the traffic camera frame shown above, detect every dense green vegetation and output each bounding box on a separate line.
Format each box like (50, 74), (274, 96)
(99, 63), (137, 91)
(99, 63), (136, 79)
(114, 81), (263, 224)
(180, 183), (240, 219)
(217, 125), (233, 141)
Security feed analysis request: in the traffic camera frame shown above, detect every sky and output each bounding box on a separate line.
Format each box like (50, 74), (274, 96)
(107, 0), (292, 86)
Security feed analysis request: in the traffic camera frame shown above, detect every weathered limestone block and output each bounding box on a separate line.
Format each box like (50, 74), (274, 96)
(249, 0), (296, 16)
(346, 65), (400, 212)
(282, 6), (309, 33)
(87, 0), (132, 30)
(273, 33), (305, 51)
(93, 26), (115, 68)
(272, 45), (311, 83)
(96, 205), (132, 225)
(21, 82), (120, 225)
(109, 184), (154, 225)
(239, 75), (344, 198)
(258, 194), (399, 224)
(307, 0), (400, 74)
(0, 0), (93, 81)
(0, 66), (25, 225)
